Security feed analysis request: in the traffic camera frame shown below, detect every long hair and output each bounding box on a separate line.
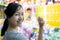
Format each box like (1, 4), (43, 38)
(1, 18), (8, 36)
(1, 2), (22, 36)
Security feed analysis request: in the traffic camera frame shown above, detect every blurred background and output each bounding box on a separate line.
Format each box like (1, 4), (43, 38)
(0, 0), (60, 40)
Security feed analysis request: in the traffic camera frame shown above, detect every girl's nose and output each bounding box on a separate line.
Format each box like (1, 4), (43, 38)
(18, 16), (22, 20)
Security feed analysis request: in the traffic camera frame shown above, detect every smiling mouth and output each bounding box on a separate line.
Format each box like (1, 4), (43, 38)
(17, 20), (20, 23)
(17, 20), (22, 23)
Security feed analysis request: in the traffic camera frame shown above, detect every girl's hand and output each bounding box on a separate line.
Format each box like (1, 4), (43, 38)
(38, 17), (44, 27)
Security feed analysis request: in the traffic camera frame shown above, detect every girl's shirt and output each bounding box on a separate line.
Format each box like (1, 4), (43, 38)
(3, 27), (28, 40)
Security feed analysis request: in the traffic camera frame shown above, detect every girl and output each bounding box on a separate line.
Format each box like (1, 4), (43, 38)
(1, 2), (27, 40)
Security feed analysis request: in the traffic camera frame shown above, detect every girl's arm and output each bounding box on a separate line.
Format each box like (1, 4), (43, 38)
(38, 17), (44, 40)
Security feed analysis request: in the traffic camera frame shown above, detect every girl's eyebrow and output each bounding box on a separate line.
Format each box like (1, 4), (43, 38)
(16, 12), (20, 13)
(16, 12), (23, 14)
(16, 11), (23, 13)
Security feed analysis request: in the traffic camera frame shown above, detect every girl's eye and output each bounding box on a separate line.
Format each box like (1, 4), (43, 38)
(15, 14), (19, 16)
(15, 12), (20, 16)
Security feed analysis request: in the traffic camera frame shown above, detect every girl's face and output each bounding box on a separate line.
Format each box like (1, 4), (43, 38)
(8, 6), (24, 26)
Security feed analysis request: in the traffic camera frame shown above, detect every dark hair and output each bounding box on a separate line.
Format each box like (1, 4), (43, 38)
(27, 8), (31, 11)
(1, 2), (22, 36)
(1, 18), (8, 36)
